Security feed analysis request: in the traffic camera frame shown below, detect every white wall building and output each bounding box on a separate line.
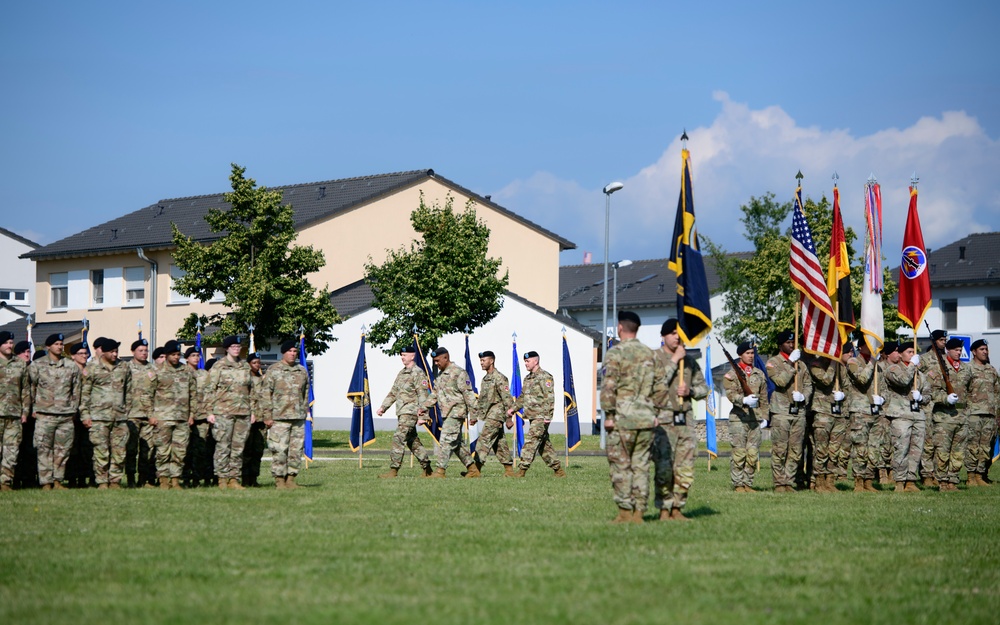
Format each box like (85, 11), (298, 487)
(0, 227), (39, 314)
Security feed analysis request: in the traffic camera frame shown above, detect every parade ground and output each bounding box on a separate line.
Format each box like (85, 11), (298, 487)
(2, 431), (998, 625)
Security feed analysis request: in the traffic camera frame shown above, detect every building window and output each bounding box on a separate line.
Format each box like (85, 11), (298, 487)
(0, 289), (26, 304)
(941, 299), (958, 330)
(125, 267), (145, 305)
(50, 273), (68, 309)
(91, 269), (104, 305)
(169, 265), (189, 304)
(989, 297), (1000, 329)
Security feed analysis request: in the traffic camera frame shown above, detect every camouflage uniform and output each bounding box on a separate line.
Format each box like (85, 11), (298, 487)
(242, 370), (267, 485)
(652, 349), (707, 511)
(514, 366), (561, 475)
(881, 359), (930, 483)
(845, 355), (881, 480)
(427, 363), (478, 471)
(808, 361), (839, 482)
(29, 355), (81, 486)
(185, 368), (213, 485)
(81, 358), (132, 486)
(601, 338), (667, 513)
(379, 365), (432, 472)
(0, 354), (30, 489)
(964, 361), (1000, 477)
(125, 358), (157, 487)
(151, 363), (196, 479)
(473, 369), (515, 468)
(207, 357), (253, 481)
(767, 354), (813, 489)
(917, 349), (940, 481)
(723, 363), (769, 489)
(925, 357), (972, 486)
(261, 360), (309, 478)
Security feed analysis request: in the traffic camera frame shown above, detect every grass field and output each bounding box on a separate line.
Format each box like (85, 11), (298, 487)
(2, 431), (999, 625)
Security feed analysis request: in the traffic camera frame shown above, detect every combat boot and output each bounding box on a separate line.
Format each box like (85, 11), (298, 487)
(512, 468), (526, 478)
(611, 509), (632, 524)
(894, 481), (905, 492)
(284, 475), (299, 490)
(922, 476), (937, 488)
(464, 463), (481, 478)
(854, 477), (865, 492)
(53, 481), (67, 490)
(0, 484), (12, 492)
(97, 484), (108, 490)
(503, 465), (516, 477)
(879, 468), (889, 484)
(379, 468), (399, 479)
(41, 483), (52, 491)
(553, 467), (566, 478)
(159, 477), (169, 490)
(863, 479), (878, 493)
(670, 507), (690, 522)
(275, 476), (286, 489)
(659, 508), (671, 521)
(218, 478), (228, 490)
(170, 478), (182, 490)
(632, 509), (645, 524)
(421, 464), (434, 478)
(109, 482), (121, 490)
(968, 473), (984, 487)
(904, 481), (920, 492)
(430, 467), (446, 479)
(228, 478), (244, 490)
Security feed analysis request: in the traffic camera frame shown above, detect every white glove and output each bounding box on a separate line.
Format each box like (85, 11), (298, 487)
(792, 391), (805, 403)
(872, 395), (885, 406)
(911, 390), (923, 402)
(833, 391), (845, 402)
(910, 353), (921, 367)
(947, 393), (959, 405)
(742, 394), (759, 408)
(788, 349), (801, 363)
(760, 419), (769, 429)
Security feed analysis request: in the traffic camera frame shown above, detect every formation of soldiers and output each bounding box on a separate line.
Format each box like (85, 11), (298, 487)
(0, 331), (310, 491)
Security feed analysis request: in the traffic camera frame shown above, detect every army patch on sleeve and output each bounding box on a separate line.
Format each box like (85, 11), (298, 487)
(724, 373), (733, 380)
(766, 362), (775, 368)
(421, 380), (428, 388)
(545, 380), (552, 387)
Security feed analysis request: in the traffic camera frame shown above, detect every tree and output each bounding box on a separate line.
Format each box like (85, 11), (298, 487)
(364, 192), (509, 353)
(170, 163), (341, 355)
(707, 192), (901, 355)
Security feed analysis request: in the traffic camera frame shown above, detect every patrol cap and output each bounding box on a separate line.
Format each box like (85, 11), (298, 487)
(882, 341), (899, 355)
(222, 335), (241, 348)
(205, 358), (217, 371)
(92, 337), (108, 351)
(280, 339), (298, 354)
(102, 339), (121, 351)
(478, 350), (495, 359)
(151, 347), (165, 360)
(971, 339), (988, 350)
(184, 347), (200, 358)
(69, 343), (89, 355)
(131, 338), (148, 351)
(930, 329), (948, 341)
(660, 319), (678, 336)
(736, 341), (753, 356)
(523, 350), (539, 360)
(618, 310), (641, 326)
(163, 340), (182, 355)
(400, 345), (416, 354)
(14, 341), (31, 355)
(945, 338), (964, 350)
(0, 331), (13, 343)
(45, 333), (64, 346)
(247, 352), (261, 363)
(774, 330), (795, 344)
(431, 347), (449, 357)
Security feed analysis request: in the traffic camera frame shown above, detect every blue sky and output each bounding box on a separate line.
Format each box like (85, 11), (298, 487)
(3, 1), (999, 266)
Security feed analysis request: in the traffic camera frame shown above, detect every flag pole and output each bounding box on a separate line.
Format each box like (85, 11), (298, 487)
(360, 327), (365, 470)
(832, 173), (842, 394)
(793, 171), (803, 397)
(910, 174), (920, 394)
(564, 328), (570, 469)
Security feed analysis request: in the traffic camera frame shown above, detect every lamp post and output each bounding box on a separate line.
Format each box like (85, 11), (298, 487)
(601, 181), (624, 356)
(612, 259), (633, 340)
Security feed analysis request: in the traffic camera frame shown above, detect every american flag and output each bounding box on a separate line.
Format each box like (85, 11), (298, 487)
(790, 187), (841, 359)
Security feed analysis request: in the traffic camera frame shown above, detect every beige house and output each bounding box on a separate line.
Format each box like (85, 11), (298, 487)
(22, 169), (574, 349)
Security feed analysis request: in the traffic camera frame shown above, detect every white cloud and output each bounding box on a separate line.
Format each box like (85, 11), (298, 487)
(496, 92), (1000, 265)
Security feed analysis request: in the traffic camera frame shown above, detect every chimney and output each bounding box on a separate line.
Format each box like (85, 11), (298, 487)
(959, 246), (966, 261)
(583, 251), (592, 264)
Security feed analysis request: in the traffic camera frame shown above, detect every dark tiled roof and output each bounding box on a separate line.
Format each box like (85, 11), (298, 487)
(23, 169), (574, 261)
(0, 318), (85, 345)
(0, 226), (40, 249)
(925, 232), (1000, 286)
(558, 252), (752, 312)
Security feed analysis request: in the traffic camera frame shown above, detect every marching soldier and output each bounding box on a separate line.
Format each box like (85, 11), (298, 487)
(767, 331), (813, 492)
(80, 338), (132, 489)
(242, 352), (267, 487)
(125, 339), (158, 488)
(151, 340), (197, 489)
(653, 318), (707, 521)
(260, 340), (310, 489)
(427, 347), (481, 478)
(470, 350), (516, 477)
(964, 339), (999, 486)
(880, 341), (930, 492)
(207, 336), (254, 490)
(509, 350), (564, 480)
(376, 345), (434, 478)
(724, 341), (769, 492)
(29, 333), (81, 490)
(845, 340), (884, 492)
(925, 337), (973, 491)
(0, 331), (30, 492)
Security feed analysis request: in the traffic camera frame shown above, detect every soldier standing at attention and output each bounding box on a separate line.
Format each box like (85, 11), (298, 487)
(427, 347), (481, 478)
(0, 331), (30, 492)
(918, 329), (948, 486)
(125, 339), (157, 488)
(964, 340), (999, 486)
(845, 341), (884, 492)
(926, 337), (973, 491)
(724, 341), (769, 492)
(260, 340), (310, 489)
(183, 346), (212, 487)
(66, 341), (93, 488)
(881, 341), (930, 492)
(242, 352), (267, 487)
(207, 335), (254, 490)
(376, 345), (434, 478)
(600, 311), (664, 523)
(13, 341), (38, 489)
(509, 350), (565, 479)
(80, 338), (132, 489)
(29, 333), (81, 491)
(653, 318), (707, 521)
(151, 340), (196, 489)
(152, 347), (166, 367)
(470, 350), (516, 477)
(808, 356), (841, 492)
(767, 330), (813, 492)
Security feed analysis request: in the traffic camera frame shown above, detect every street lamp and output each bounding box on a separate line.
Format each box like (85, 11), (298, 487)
(612, 259), (633, 339)
(601, 181), (624, 356)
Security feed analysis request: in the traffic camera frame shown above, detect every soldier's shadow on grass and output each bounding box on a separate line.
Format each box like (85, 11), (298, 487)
(682, 505), (719, 519)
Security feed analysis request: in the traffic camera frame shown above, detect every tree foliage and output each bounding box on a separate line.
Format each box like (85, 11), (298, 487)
(707, 191), (901, 355)
(170, 163), (341, 355)
(364, 192), (509, 354)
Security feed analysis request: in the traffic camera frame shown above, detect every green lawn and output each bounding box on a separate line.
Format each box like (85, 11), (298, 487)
(1, 433), (998, 625)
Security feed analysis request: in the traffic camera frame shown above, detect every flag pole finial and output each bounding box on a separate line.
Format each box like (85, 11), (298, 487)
(298, 324), (305, 336)
(795, 170), (804, 185)
(361, 324), (367, 335)
(680, 129), (689, 148)
(868, 172), (877, 184)
(832, 172), (839, 188)
(512, 331), (517, 341)
(247, 323), (254, 333)
(911, 172), (919, 187)
(195, 319), (202, 330)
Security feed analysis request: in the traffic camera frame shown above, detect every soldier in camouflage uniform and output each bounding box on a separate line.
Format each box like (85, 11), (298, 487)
(918, 329), (948, 485)
(724, 341), (769, 492)
(426, 347), (481, 478)
(600, 311), (666, 523)
(845, 340), (884, 492)
(125, 339), (157, 488)
(183, 347), (213, 487)
(767, 331), (813, 492)
(261, 340), (310, 489)
(13, 341), (37, 489)
(653, 319), (707, 521)
(377, 345), (434, 478)
(0, 331), (30, 492)
(880, 341), (931, 492)
(81, 339), (132, 489)
(28, 333), (81, 490)
(509, 350), (564, 480)
(925, 337), (973, 490)
(964, 340), (999, 486)
(242, 353), (267, 487)
(808, 355), (844, 492)
(151, 340), (197, 489)
(66, 341), (94, 487)
(471, 350), (516, 477)
(207, 336), (254, 490)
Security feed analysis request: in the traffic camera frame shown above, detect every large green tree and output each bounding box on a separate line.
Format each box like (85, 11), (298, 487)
(707, 191), (901, 355)
(170, 163), (341, 355)
(364, 192), (509, 353)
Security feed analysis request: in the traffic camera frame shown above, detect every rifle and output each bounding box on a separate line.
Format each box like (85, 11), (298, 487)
(716, 337), (753, 397)
(923, 320), (955, 395)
